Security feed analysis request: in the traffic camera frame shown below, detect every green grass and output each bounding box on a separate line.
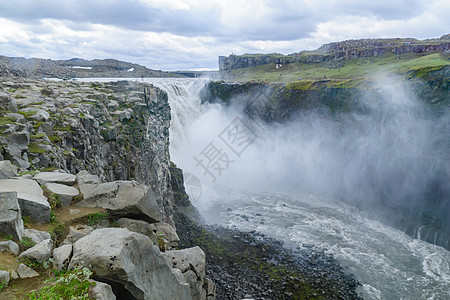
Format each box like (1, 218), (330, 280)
(28, 143), (46, 154)
(86, 212), (109, 226)
(25, 266), (95, 300)
(229, 52), (450, 84)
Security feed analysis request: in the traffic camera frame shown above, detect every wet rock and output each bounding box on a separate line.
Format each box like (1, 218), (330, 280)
(0, 191), (24, 241)
(19, 238), (53, 263)
(69, 228), (191, 300)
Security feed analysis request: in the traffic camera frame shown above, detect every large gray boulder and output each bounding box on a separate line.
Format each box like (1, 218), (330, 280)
(46, 182), (79, 207)
(0, 160), (17, 179)
(69, 228), (191, 300)
(163, 247), (206, 300)
(0, 178), (50, 223)
(19, 239), (53, 263)
(0, 192), (24, 240)
(33, 171), (76, 186)
(78, 181), (160, 223)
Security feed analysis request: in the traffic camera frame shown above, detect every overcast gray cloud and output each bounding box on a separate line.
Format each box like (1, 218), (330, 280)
(0, 0), (448, 69)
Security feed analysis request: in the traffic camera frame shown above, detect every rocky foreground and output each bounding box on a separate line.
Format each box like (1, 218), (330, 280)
(0, 78), (362, 299)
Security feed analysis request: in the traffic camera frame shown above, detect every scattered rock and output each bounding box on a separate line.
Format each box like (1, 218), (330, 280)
(78, 181), (160, 223)
(11, 270), (18, 280)
(23, 229), (51, 244)
(0, 178), (50, 223)
(0, 89), (18, 112)
(53, 244), (73, 271)
(0, 191), (24, 241)
(17, 263), (39, 278)
(0, 160), (18, 179)
(0, 270), (10, 287)
(63, 225), (94, 244)
(19, 239), (53, 263)
(69, 228), (191, 300)
(76, 170), (100, 185)
(90, 281), (117, 300)
(154, 222), (180, 248)
(46, 182), (79, 207)
(0, 240), (20, 256)
(33, 171), (76, 186)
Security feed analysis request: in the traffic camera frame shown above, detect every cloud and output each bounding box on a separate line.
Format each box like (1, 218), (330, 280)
(0, 0), (448, 69)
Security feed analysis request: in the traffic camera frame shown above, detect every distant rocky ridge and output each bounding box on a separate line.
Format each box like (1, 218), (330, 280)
(0, 56), (187, 79)
(219, 34), (450, 70)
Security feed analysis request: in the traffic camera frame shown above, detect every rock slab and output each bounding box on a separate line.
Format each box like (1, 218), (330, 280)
(69, 228), (191, 300)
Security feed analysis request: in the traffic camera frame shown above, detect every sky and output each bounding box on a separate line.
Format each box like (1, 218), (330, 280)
(0, 0), (448, 70)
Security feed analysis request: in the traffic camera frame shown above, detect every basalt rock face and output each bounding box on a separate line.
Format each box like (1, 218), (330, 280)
(0, 79), (175, 225)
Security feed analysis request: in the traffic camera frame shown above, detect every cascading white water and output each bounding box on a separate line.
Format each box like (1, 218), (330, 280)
(79, 77), (449, 299)
(150, 78), (450, 300)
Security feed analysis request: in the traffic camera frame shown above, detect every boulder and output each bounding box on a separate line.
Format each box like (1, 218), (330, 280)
(0, 270), (10, 287)
(17, 263), (39, 278)
(33, 171), (76, 186)
(7, 130), (30, 151)
(0, 160), (17, 179)
(203, 277), (216, 300)
(0, 192), (24, 241)
(0, 178), (50, 223)
(90, 281), (117, 300)
(63, 225), (94, 244)
(116, 218), (158, 245)
(53, 244), (72, 271)
(46, 183), (79, 207)
(76, 170), (100, 185)
(163, 247), (206, 300)
(0, 240), (20, 256)
(0, 89), (18, 112)
(10, 270), (18, 280)
(154, 222), (180, 248)
(69, 228), (191, 300)
(19, 239), (53, 263)
(23, 229), (51, 244)
(78, 181), (160, 223)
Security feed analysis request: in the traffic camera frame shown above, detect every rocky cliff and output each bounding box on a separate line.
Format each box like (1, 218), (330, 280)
(219, 35), (450, 71)
(0, 78), (215, 299)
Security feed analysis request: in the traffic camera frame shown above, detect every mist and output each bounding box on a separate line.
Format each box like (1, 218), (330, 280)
(166, 76), (450, 248)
